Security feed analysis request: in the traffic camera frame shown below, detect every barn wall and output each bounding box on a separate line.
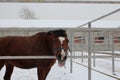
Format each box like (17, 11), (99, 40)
(73, 28), (120, 51)
(0, 28), (120, 51)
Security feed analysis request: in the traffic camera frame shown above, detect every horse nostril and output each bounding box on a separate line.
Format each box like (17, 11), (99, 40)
(57, 55), (61, 60)
(61, 60), (64, 62)
(64, 56), (67, 60)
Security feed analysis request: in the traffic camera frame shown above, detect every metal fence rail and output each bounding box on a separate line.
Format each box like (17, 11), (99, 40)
(72, 61), (120, 80)
(0, 55), (120, 59)
(1, 0), (120, 4)
(75, 7), (120, 80)
(0, 56), (56, 59)
(33, 1), (120, 4)
(77, 8), (120, 28)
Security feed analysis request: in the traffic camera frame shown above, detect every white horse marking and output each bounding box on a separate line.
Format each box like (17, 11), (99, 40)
(58, 37), (65, 44)
(58, 37), (66, 59)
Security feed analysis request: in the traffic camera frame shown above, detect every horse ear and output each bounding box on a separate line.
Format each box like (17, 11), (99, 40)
(47, 31), (52, 36)
(47, 31), (55, 37)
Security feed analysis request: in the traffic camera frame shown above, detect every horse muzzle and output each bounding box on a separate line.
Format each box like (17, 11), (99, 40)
(57, 55), (67, 67)
(58, 60), (65, 67)
(54, 48), (68, 67)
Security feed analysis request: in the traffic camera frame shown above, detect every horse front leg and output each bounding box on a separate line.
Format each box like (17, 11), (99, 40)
(37, 67), (51, 80)
(4, 64), (14, 80)
(0, 60), (5, 70)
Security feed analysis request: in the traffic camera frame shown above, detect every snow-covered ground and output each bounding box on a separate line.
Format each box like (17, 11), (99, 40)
(0, 56), (119, 80)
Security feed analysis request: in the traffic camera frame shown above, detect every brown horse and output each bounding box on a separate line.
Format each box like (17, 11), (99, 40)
(0, 29), (69, 80)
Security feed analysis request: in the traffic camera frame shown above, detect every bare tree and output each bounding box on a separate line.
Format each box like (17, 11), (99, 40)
(19, 7), (36, 19)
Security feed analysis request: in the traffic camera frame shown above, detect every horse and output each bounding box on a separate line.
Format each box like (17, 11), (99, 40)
(0, 29), (69, 80)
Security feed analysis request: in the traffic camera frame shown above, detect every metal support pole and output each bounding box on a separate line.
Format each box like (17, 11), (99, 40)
(24, 30), (30, 36)
(70, 31), (74, 73)
(73, 38), (75, 59)
(106, 31), (109, 50)
(112, 32), (115, 75)
(88, 22), (92, 80)
(93, 32), (96, 67)
(77, 8), (120, 28)
(93, 52), (96, 67)
(1, 31), (4, 37)
(91, 32), (96, 67)
(81, 50), (83, 63)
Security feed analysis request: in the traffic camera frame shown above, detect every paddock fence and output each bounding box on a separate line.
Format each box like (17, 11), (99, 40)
(73, 8), (120, 80)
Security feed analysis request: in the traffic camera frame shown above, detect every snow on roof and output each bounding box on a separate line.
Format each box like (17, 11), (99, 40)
(0, 3), (119, 28)
(0, 19), (119, 28)
(0, 20), (87, 28)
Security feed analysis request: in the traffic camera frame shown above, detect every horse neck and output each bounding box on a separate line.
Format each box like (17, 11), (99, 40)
(46, 36), (55, 55)
(31, 32), (55, 55)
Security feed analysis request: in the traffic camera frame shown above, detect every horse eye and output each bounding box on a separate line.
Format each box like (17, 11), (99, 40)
(67, 40), (69, 43)
(66, 39), (69, 43)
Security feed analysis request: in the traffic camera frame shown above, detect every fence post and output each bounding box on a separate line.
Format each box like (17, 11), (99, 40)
(24, 30), (30, 36)
(112, 32), (115, 75)
(69, 30), (74, 73)
(81, 50), (84, 63)
(88, 22), (92, 80)
(93, 52), (96, 67)
(1, 31), (4, 37)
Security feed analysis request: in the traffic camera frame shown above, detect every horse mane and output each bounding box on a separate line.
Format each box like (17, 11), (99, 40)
(47, 29), (67, 37)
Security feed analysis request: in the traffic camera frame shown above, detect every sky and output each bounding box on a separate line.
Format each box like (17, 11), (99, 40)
(0, 3), (120, 28)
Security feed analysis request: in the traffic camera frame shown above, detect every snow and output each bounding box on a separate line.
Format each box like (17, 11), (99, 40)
(0, 56), (119, 80)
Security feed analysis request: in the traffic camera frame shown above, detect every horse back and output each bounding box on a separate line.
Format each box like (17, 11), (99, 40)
(0, 32), (53, 56)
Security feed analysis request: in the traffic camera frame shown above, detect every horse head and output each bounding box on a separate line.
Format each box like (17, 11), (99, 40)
(47, 29), (69, 67)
